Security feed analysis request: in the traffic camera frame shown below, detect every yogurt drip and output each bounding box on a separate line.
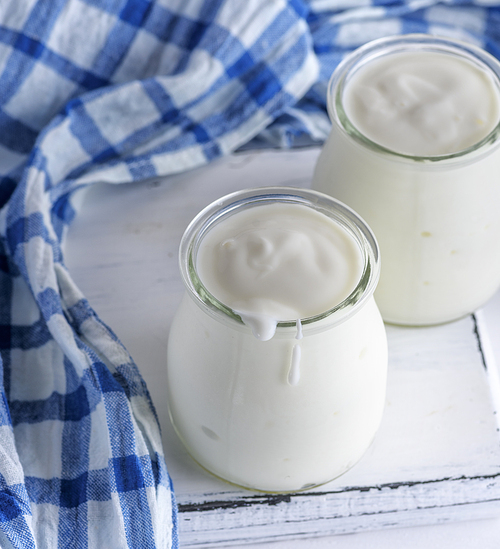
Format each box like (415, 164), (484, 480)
(196, 202), (363, 341)
(343, 51), (500, 156)
(288, 319), (304, 386)
(288, 344), (301, 386)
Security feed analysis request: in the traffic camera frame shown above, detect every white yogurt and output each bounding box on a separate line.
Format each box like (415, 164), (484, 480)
(196, 202), (364, 340)
(167, 188), (387, 492)
(313, 35), (500, 325)
(343, 51), (500, 157)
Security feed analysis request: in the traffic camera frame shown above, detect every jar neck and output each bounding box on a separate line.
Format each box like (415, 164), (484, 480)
(179, 187), (380, 336)
(328, 34), (500, 165)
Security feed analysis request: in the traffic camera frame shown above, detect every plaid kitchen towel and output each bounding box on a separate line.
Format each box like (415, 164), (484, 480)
(0, 1), (500, 548)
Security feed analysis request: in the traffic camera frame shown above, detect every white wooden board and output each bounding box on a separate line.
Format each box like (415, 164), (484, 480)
(64, 148), (500, 547)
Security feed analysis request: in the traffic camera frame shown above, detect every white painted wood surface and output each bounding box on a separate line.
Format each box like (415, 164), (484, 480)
(64, 148), (500, 547)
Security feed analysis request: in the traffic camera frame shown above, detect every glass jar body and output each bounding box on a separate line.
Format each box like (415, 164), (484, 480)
(166, 188), (388, 492)
(313, 34), (500, 325)
(167, 292), (387, 493)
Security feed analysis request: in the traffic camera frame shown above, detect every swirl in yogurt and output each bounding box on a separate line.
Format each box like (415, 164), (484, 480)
(196, 202), (363, 341)
(343, 51), (500, 157)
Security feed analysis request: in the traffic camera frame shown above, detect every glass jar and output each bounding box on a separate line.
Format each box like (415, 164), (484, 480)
(313, 34), (500, 325)
(166, 187), (387, 493)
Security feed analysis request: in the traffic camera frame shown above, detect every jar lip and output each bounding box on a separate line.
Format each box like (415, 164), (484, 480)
(327, 33), (500, 163)
(179, 186), (380, 333)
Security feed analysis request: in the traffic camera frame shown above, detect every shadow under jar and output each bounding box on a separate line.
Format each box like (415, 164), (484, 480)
(166, 187), (387, 493)
(313, 34), (500, 326)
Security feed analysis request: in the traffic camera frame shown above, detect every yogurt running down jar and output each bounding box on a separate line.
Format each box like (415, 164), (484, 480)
(313, 34), (500, 325)
(167, 187), (387, 493)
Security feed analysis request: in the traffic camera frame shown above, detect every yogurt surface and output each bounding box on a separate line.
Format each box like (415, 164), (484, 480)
(343, 51), (500, 156)
(196, 202), (363, 340)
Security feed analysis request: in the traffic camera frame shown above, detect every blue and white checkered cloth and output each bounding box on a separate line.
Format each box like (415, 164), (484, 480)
(1, 1), (499, 547)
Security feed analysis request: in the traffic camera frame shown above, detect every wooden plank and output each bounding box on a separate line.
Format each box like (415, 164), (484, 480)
(65, 148), (500, 547)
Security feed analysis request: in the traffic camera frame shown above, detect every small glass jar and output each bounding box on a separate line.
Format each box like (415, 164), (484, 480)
(313, 34), (500, 325)
(166, 187), (387, 493)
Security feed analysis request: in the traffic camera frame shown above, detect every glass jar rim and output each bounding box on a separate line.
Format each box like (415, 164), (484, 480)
(327, 33), (500, 163)
(178, 186), (380, 334)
